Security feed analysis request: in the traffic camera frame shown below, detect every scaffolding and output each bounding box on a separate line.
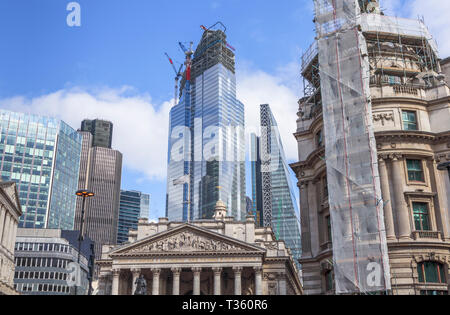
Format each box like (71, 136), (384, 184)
(313, 0), (391, 294)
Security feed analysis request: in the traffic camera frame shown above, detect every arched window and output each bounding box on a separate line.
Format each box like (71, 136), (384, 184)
(418, 262), (446, 284)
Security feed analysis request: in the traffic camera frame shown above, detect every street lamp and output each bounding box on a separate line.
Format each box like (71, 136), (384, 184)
(437, 161), (450, 183)
(74, 189), (95, 295)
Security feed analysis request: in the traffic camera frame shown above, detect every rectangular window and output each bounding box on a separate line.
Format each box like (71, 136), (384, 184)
(326, 215), (332, 243)
(402, 111), (418, 131)
(413, 202), (431, 231)
(407, 159), (425, 182)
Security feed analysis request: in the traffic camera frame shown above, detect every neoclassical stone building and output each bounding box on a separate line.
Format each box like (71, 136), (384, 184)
(0, 182), (22, 295)
(291, 8), (450, 295)
(96, 201), (302, 295)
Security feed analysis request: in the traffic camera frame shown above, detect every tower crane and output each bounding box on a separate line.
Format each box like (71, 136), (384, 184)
(164, 52), (184, 106)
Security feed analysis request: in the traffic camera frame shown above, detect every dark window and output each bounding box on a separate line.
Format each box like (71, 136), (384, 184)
(326, 215), (332, 243)
(402, 111), (418, 131)
(316, 130), (323, 148)
(407, 159), (425, 182)
(420, 290), (448, 295)
(418, 262), (446, 284)
(325, 270), (334, 292)
(413, 202), (431, 231)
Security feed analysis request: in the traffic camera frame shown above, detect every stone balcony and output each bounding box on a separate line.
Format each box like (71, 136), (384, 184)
(412, 231), (442, 241)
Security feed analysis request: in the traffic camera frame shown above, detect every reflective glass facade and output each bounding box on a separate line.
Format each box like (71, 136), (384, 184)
(166, 31), (246, 222)
(252, 105), (302, 267)
(0, 110), (82, 230)
(117, 190), (150, 244)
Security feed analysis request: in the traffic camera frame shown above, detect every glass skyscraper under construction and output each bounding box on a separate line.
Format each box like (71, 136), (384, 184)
(251, 104), (302, 267)
(0, 110), (82, 230)
(166, 26), (246, 222)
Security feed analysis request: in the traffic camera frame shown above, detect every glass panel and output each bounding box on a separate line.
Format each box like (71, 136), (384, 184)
(413, 203), (430, 231)
(402, 111), (418, 131)
(407, 160), (424, 182)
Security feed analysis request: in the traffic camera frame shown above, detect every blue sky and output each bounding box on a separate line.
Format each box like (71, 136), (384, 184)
(1, 0), (449, 219)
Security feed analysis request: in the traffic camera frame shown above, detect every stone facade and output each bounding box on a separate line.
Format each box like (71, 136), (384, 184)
(0, 182), (22, 295)
(292, 17), (450, 294)
(96, 201), (302, 295)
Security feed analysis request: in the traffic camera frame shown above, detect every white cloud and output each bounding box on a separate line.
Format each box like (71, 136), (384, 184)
(237, 61), (300, 161)
(0, 62), (302, 184)
(0, 87), (172, 181)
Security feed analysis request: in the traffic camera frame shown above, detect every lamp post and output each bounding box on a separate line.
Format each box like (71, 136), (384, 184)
(75, 189), (95, 295)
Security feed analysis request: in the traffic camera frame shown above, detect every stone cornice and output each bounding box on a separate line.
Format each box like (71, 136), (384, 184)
(375, 130), (450, 144)
(111, 251), (265, 258)
(372, 96), (428, 106)
(294, 116), (324, 139)
(290, 147), (325, 175)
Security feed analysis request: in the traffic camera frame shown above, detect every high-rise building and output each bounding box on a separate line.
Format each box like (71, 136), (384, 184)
(13, 228), (94, 295)
(250, 133), (263, 227)
(292, 0), (450, 295)
(166, 26), (246, 222)
(75, 128), (122, 261)
(80, 119), (113, 149)
(117, 190), (150, 244)
(0, 110), (82, 230)
(251, 104), (302, 268)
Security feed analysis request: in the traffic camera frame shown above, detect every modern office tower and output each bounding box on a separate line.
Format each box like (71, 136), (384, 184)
(14, 228), (94, 295)
(166, 25), (246, 222)
(292, 0), (450, 295)
(117, 190), (150, 244)
(251, 104), (302, 268)
(80, 119), (113, 149)
(250, 133), (263, 227)
(75, 128), (122, 261)
(0, 110), (82, 230)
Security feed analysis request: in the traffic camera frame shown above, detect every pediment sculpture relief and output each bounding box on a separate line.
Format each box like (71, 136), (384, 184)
(127, 230), (244, 253)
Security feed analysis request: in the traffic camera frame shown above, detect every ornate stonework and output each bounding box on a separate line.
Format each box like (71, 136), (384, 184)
(97, 201), (303, 295)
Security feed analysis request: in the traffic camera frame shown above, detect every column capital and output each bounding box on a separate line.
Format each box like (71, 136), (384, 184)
(391, 153), (404, 161)
(151, 268), (161, 276)
(253, 266), (263, 273)
(130, 268), (141, 274)
(112, 269), (121, 276)
(171, 267), (182, 275)
(191, 267), (202, 274)
(212, 267), (223, 274)
(232, 266), (243, 273)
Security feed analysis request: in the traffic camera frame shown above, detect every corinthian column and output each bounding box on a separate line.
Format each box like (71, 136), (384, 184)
(254, 266), (263, 295)
(378, 156), (396, 240)
(192, 267), (202, 295)
(212, 267), (222, 295)
(0, 206), (5, 245)
(171, 268), (181, 295)
(111, 269), (120, 295)
(233, 267), (243, 295)
(152, 268), (161, 295)
(391, 155), (411, 240)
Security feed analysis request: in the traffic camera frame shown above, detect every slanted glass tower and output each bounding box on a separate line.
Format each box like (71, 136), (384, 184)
(251, 104), (302, 267)
(166, 26), (246, 222)
(0, 110), (82, 230)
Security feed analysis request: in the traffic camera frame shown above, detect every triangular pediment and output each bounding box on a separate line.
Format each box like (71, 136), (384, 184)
(0, 182), (22, 215)
(111, 224), (265, 256)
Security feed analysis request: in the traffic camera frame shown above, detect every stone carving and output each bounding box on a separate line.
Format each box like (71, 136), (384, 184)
(373, 113), (394, 126)
(128, 230), (242, 253)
